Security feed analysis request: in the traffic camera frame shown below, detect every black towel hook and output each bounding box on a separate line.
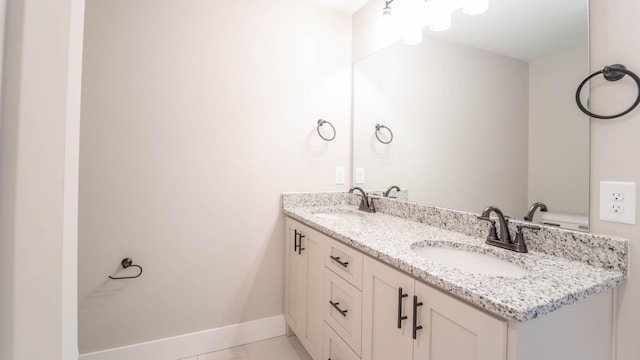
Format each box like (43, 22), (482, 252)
(576, 64), (640, 120)
(108, 257), (143, 280)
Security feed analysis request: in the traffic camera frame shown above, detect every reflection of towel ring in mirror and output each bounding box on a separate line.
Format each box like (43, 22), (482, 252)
(375, 124), (393, 144)
(108, 258), (143, 280)
(317, 119), (336, 141)
(576, 64), (640, 120)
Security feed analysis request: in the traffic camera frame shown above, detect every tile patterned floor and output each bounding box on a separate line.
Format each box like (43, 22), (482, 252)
(179, 335), (312, 360)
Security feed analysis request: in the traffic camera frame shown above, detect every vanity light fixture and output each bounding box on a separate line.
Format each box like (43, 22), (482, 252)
(463, 0), (489, 15)
(427, 0), (453, 32)
(381, 0), (490, 44)
(381, 0), (394, 17)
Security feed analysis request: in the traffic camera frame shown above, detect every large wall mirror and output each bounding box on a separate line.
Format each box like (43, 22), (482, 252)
(353, 0), (590, 231)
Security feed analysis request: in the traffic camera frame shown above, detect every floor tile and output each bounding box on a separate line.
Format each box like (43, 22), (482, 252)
(287, 336), (312, 360)
(245, 336), (301, 360)
(198, 345), (248, 360)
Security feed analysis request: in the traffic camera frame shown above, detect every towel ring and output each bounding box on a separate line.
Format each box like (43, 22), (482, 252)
(108, 258), (143, 280)
(576, 64), (640, 120)
(375, 124), (393, 144)
(317, 119), (336, 141)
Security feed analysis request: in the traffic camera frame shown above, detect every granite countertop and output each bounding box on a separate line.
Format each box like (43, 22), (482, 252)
(283, 203), (627, 322)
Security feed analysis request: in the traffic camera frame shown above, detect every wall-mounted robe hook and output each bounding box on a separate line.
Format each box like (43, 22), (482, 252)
(108, 257), (143, 280)
(317, 119), (336, 141)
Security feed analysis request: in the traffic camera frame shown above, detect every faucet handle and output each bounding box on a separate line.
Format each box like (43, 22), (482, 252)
(517, 223), (540, 231)
(476, 216), (499, 242)
(513, 223), (539, 253)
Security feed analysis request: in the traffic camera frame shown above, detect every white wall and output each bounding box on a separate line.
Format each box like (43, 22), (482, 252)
(78, 0), (351, 353)
(528, 47), (590, 216)
(590, 1), (640, 359)
(352, 0), (400, 62)
(0, 0), (83, 359)
(353, 36), (529, 215)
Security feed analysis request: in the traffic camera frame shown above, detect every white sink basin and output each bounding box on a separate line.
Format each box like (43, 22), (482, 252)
(412, 245), (529, 278)
(312, 209), (366, 222)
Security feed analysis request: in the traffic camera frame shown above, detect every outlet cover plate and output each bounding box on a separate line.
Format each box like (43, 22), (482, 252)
(599, 181), (636, 224)
(335, 167), (345, 185)
(355, 167), (365, 184)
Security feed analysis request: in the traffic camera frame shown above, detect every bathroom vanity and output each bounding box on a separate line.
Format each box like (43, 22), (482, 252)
(282, 192), (627, 360)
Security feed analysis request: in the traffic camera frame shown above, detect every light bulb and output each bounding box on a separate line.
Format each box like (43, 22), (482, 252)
(429, 11), (451, 31)
(463, 0), (489, 15)
(426, 0), (453, 31)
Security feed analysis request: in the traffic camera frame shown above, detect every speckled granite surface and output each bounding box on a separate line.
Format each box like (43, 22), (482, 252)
(281, 192), (628, 322)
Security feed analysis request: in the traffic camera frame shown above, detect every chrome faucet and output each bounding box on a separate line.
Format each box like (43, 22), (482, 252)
(524, 202), (548, 221)
(383, 185), (400, 197)
(349, 186), (376, 213)
(477, 205), (538, 253)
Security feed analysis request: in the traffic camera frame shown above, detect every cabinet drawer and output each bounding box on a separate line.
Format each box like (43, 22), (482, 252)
(324, 269), (362, 356)
(324, 323), (360, 360)
(325, 237), (363, 290)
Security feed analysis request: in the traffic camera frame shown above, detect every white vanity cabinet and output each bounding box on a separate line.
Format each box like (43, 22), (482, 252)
(362, 257), (507, 360)
(284, 216), (615, 360)
(285, 218), (324, 360)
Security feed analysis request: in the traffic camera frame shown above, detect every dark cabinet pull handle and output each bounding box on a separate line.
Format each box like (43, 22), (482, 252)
(329, 300), (348, 317)
(294, 229), (305, 255)
(397, 287), (408, 328)
(298, 233), (305, 255)
(412, 295), (423, 340)
(330, 255), (349, 268)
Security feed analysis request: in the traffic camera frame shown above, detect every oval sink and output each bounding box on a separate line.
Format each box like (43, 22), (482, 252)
(312, 209), (365, 222)
(412, 246), (529, 278)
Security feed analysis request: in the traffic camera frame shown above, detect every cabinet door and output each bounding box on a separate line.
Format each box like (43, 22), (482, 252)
(284, 219), (306, 336)
(302, 227), (324, 360)
(284, 219), (324, 360)
(413, 281), (507, 360)
(362, 257), (414, 360)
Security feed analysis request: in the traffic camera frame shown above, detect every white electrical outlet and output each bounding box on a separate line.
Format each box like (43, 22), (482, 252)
(611, 192), (624, 201)
(335, 167), (345, 185)
(611, 203), (624, 213)
(600, 181), (636, 224)
(355, 167), (365, 184)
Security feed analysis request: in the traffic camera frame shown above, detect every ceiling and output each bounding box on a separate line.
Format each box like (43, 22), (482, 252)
(304, 0), (370, 14)
(306, 0), (588, 62)
(429, 0), (588, 61)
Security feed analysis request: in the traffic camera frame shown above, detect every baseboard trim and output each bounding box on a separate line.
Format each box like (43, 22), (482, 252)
(79, 314), (286, 360)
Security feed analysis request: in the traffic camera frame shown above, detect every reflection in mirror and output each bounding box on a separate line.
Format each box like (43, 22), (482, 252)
(353, 0), (589, 231)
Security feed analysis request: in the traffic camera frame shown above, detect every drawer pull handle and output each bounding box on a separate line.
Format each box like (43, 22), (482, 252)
(412, 295), (423, 340)
(397, 287), (408, 328)
(330, 255), (349, 268)
(329, 300), (348, 317)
